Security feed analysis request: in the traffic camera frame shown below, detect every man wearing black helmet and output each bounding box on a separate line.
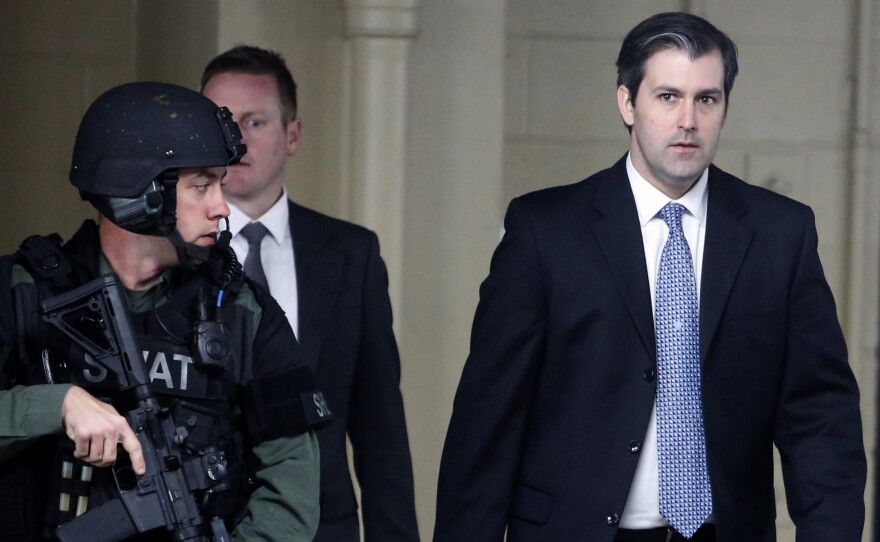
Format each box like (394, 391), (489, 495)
(0, 82), (321, 540)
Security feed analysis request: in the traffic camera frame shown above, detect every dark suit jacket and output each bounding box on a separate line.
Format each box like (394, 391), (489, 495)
(288, 201), (419, 542)
(433, 158), (865, 542)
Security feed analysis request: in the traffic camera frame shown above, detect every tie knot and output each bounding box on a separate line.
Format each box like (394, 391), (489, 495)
(660, 202), (685, 233)
(240, 222), (269, 247)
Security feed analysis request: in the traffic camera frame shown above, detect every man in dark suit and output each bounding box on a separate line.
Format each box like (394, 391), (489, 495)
(201, 46), (420, 542)
(434, 12), (865, 542)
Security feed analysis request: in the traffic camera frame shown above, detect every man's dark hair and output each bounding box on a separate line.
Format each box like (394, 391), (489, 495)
(201, 45), (298, 121)
(616, 12), (738, 111)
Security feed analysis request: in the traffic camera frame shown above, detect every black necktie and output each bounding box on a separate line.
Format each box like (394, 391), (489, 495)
(240, 222), (270, 290)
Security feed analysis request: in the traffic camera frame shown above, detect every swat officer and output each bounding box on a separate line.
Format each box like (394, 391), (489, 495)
(0, 82), (321, 540)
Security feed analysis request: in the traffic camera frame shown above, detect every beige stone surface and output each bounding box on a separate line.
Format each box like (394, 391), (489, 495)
(0, 2), (876, 541)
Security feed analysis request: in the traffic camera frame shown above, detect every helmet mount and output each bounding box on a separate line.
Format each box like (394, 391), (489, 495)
(87, 170), (180, 237)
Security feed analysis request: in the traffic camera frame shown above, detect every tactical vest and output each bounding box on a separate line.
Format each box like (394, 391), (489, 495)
(0, 222), (260, 540)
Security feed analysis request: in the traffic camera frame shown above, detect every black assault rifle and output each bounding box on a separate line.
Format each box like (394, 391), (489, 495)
(40, 274), (230, 542)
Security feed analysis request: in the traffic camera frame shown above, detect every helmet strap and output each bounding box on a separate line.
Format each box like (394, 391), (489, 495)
(167, 229), (211, 271)
(156, 170), (179, 236)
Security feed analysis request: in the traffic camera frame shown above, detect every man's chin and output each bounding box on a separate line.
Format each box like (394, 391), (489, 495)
(666, 159), (711, 182)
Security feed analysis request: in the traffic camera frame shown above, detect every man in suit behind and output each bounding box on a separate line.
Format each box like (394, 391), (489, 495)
(434, 12), (865, 542)
(201, 46), (420, 542)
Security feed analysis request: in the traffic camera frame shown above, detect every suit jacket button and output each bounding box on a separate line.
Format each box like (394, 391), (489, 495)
(606, 513), (620, 526)
(643, 368), (656, 382)
(629, 440), (641, 453)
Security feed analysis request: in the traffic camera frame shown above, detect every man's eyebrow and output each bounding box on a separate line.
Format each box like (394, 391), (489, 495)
(188, 169), (221, 181)
(237, 109), (265, 119)
(650, 85), (723, 98)
(653, 85), (683, 94)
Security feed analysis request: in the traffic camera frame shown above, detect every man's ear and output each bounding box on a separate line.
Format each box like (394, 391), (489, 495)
(286, 118), (302, 157)
(617, 85), (635, 128)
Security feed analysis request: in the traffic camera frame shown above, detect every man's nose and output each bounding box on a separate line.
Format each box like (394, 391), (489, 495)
(209, 185), (230, 220)
(678, 101), (697, 130)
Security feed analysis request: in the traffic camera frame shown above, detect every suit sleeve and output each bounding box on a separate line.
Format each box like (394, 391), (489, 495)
(773, 209), (866, 540)
(232, 290), (320, 542)
(434, 198), (548, 542)
(346, 231), (420, 542)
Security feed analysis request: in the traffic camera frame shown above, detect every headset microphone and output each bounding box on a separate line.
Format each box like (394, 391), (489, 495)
(216, 217), (233, 247)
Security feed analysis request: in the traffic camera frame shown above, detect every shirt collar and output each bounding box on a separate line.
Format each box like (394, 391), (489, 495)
(626, 152), (708, 227)
(227, 186), (290, 246)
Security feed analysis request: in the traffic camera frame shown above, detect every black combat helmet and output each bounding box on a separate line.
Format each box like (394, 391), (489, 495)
(70, 81), (246, 236)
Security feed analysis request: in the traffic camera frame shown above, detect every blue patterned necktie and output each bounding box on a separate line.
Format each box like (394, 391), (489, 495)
(240, 222), (270, 290)
(655, 202), (712, 538)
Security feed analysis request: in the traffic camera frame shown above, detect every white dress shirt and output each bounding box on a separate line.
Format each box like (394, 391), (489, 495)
(619, 153), (710, 528)
(226, 188), (299, 339)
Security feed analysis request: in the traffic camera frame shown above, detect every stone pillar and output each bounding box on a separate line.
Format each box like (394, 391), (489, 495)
(343, 0), (419, 313)
(848, 1), (880, 537)
(397, 1), (506, 537)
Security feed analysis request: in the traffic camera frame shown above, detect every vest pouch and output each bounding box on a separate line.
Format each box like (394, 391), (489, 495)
(0, 438), (55, 541)
(172, 400), (228, 454)
(0, 455), (37, 539)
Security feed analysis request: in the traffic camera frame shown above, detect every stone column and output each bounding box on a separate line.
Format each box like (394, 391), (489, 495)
(343, 0), (419, 313)
(847, 1), (880, 537)
(396, 1), (506, 537)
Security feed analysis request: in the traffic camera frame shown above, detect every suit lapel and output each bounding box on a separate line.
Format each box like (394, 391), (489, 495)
(289, 201), (344, 370)
(582, 161), (754, 366)
(698, 167), (753, 364)
(587, 159), (657, 363)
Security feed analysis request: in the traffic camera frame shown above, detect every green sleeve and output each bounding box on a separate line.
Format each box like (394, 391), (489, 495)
(0, 384), (72, 461)
(231, 429), (321, 541)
